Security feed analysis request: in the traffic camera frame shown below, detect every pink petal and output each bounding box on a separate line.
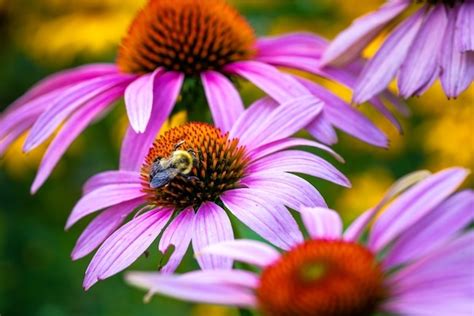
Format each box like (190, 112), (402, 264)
(158, 208), (194, 273)
(66, 183), (145, 229)
(125, 271), (257, 307)
(71, 198), (145, 260)
(200, 240), (280, 268)
(229, 97), (277, 142)
(398, 5), (448, 98)
(248, 150), (350, 187)
(250, 137), (344, 162)
(300, 207), (343, 239)
(369, 167), (469, 252)
(82, 170), (140, 195)
(24, 75), (131, 152)
(256, 32), (327, 58)
(83, 209), (172, 290)
(321, 1), (409, 66)
(31, 86), (125, 193)
(221, 189), (303, 250)
(124, 69), (163, 133)
(297, 77), (388, 147)
(120, 71), (184, 172)
(201, 71), (244, 131)
(0, 117), (35, 156)
(305, 113), (339, 145)
(242, 95), (323, 149)
(192, 202), (234, 270)
(256, 55), (321, 74)
(384, 190), (474, 268)
(456, 1), (474, 52)
(5, 63), (119, 113)
(224, 61), (310, 103)
(440, 6), (474, 98)
(242, 171), (327, 209)
(353, 9), (424, 104)
(0, 91), (59, 139)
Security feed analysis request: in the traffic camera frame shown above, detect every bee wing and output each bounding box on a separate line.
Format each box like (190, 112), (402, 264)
(150, 168), (178, 189)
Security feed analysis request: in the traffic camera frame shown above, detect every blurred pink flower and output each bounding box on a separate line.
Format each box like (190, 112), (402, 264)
(322, 0), (474, 102)
(127, 168), (474, 316)
(1, 0), (403, 193)
(67, 95), (350, 290)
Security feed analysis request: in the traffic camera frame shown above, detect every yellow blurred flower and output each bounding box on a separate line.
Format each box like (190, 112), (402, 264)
(192, 304), (237, 316)
(13, 0), (145, 65)
(335, 168), (394, 224)
(1, 134), (48, 179)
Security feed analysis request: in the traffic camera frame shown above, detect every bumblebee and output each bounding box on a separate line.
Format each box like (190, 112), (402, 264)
(149, 140), (198, 189)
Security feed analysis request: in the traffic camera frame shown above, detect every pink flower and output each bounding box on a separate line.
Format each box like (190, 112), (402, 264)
(126, 167), (474, 316)
(68, 95), (350, 290)
(322, 0), (474, 102)
(1, 0), (403, 193)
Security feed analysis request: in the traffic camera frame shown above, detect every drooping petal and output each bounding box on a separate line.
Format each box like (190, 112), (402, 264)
(242, 171), (326, 209)
(31, 86), (126, 193)
(321, 1), (410, 66)
(230, 97), (278, 142)
(297, 77), (388, 147)
(369, 168), (469, 252)
(222, 189), (303, 250)
(353, 9), (424, 104)
(82, 170), (141, 195)
(199, 240), (280, 268)
(224, 61), (310, 103)
(0, 118), (36, 156)
(248, 150), (350, 187)
(256, 32), (327, 58)
(301, 207), (343, 239)
(125, 271), (257, 307)
(66, 183), (145, 229)
(71, 198), (145, 260)
(398, 5), (448, 98)
(384, 190), (474, 268)
(5, 63), (119, 113)
(120, 71), (184, 172)
(192, 202), (234, 270)
(456, 1), (474, 52)
(305, 113), (339, 145)
(440, 6), (474, 98)
(158, 208), (194, 274)
(24, 75), (131, 152)
(83, 209), (173, 290)
(124, 69), (163, 133)
(242, 96), (323, 150)
(250, 137), (344, 162)
(201, 71), (244, 131)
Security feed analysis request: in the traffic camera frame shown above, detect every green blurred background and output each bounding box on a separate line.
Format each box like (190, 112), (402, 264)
(0, 0), (472, 315)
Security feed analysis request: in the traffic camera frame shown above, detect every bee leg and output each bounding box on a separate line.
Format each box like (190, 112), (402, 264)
(186, 175), (200, 182)
(174, 140), (186, 151)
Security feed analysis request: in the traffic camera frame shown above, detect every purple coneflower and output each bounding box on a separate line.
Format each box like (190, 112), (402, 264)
(1, 0), (404, 193)
(127, 167), (474, 316)
(322, 0), (474, 102)
(67, 95), (350, 290)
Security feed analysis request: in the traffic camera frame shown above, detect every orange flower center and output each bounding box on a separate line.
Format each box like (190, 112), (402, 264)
(257, 239), (387, 316)
(117, 0), (256, 76)
(141, 123), (249, 209)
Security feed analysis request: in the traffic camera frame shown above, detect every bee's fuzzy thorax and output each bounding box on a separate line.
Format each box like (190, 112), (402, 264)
(117, 0), (256, 76)
(141, 122), (249, 209)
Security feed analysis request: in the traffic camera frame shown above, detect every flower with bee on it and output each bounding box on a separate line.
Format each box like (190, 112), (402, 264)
(321, 0), (474, 102)
(66, 95), (351, 290)
(1, 0), (404, 194)
(126, 167), (474, 316)
(148, 140), (198, 189)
